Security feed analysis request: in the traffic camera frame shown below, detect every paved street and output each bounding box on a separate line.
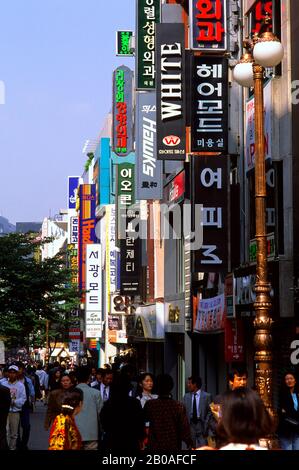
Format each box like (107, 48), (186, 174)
(28, 400), (49, 450)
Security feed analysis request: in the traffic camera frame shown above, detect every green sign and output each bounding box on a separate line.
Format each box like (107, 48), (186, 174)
(116, 31), (134, 56)
(117, 163), (136, 235)
(249, 233), (275, 263)
(136, 0), (160, 89)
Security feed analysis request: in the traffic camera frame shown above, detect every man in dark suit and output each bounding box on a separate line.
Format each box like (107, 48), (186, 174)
(182, 376), (212, 448)
(0, 383), (11, 449)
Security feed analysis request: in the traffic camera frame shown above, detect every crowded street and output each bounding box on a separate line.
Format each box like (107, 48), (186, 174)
(1, 0), (299, 460)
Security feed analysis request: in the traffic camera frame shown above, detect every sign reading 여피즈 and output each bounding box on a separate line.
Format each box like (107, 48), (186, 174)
(136, 0), (160, 89)
(112, 66), (134, 157)
(116, 31), (134, 56)
(191, 56), (228, 153)
(189, 0), (227, 51)
(156, 23), (186, 160)
(192, 155), (228, 273)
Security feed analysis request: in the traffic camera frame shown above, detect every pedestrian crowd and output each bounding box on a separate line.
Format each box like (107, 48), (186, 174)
(0, 361), (299, 451)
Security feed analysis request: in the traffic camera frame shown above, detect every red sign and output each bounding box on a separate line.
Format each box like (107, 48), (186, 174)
(248, 1), (273, 35)
(225, 319), (244, 363)
(165, 171), (185, 204)
(69, 328), (80, 340)
(190, 0), (227, 51)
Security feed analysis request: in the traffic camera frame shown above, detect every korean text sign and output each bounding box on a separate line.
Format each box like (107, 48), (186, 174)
(190, 0), (227, 51)
(191, 56), (228, 153)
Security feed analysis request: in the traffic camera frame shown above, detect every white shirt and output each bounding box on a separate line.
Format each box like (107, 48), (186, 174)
(137, 393), (158, 408)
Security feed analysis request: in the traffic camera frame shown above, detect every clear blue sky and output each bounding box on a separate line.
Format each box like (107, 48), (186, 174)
(0, 0), (134, 224)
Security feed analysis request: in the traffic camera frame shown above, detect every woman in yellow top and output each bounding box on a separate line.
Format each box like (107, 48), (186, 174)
(48, 389), (83, 450)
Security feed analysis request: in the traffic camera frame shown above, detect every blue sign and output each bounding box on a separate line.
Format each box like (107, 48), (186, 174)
(68, 176), (80, 209)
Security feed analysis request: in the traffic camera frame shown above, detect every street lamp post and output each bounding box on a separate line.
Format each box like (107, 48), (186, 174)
(233, 17), (284, 421)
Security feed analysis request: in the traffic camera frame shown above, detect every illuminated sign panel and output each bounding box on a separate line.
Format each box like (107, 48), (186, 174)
(116, 31), (134, 56)
(191, 56), (228, 153)
(78, 184), (97, 293)
(112, 66), (134, 157)
(136, 0), (160, 89)
(156, 23), (186, 160)
(190, 0), (227, 51)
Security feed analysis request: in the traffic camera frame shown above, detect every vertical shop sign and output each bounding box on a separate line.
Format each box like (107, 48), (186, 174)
(190, 0), (227, 51)
(225, 319), (245, 362)
(68, 176), (79, 209)
(135, 91), (163, 199)
(117, 163), (141, 295)
(78, 184), (97, 292)
(136, 0), (160, 89)
(112, 66), (134, 156)
(70, 217), (79, 244)
(85, 244), (102, 338)
(191, 56), (228, 153)
(245, 80), (272, 172)
(156, 23), (186, 160)
(116, 31), (134, 56)
(192, 155), (228, 272)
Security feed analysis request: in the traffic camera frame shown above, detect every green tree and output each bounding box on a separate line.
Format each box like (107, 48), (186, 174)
(0, 233), (80, 350)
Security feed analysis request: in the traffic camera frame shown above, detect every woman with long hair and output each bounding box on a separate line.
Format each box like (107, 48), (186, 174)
(48, 389), (83, 450)
(216, 387), (274, 450)
(277, 371), (299, 450)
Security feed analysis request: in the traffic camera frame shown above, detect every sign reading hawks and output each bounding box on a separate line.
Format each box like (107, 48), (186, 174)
(156, 23), (186, 160)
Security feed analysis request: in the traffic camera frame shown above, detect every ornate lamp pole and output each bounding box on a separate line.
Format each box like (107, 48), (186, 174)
(233, 17), (284, 419)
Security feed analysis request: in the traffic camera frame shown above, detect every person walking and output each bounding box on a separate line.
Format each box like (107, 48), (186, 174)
(144, 374), (192, 452)
(44, 373), (75, 431)
(98, 369), (113, 402)
(16, 362), (35, 450)
(48, 389), (83, 450)
(277, 371), (299, 450)
(100, 374), (145, 452)
(0, 383), (11, 449)
(183, 376), (212, 448)
(136, 372), (158, 408)
(0, 365), (26, 450)
(74, 366), (103, 450)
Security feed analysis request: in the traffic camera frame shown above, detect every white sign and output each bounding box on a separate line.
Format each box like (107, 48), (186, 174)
(85, 244), (102, 338)
(245, 80), (272, 172)
(85, 313), (103, 338)
(70, 217), (79, 244)
(194, 294), (225, 333)
(108, 206), (117, 294)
